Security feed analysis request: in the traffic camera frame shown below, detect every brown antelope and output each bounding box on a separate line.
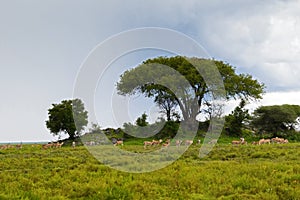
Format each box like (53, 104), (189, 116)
(6, 145), (14, 149)
(176, 140), (183, 147)
(258, 138), (271, 145)
(240, 139), (247, 145)
(162, 139), (171, 147)
(232, 138), (246, 145)
(144, 141), (153, 149)
(42, 143), (52, 149)
(185, 140), (193, 146)
(282, 139), (289, 144)
(271, 137), (285, 144)
(152, 139), (163, 146)
(232, 140), (241, 145)
(114, 140), (123, 146)
(55, 142), (64, 148)
(16, 143), (22, 149)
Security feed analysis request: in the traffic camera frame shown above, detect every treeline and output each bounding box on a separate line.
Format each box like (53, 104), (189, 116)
(223, 103), (300, 141)
(84, 103), (300, 142)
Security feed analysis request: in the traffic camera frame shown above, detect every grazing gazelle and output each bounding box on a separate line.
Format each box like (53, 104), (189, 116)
(16, 142), (22, 149)
(144, 141), (153, 149)
(114, 140), (123, 146)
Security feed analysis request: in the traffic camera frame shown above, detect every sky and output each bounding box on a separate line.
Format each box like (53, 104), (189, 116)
(0, 0), (300, 142)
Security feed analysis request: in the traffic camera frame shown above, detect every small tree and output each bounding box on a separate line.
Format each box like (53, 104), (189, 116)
(135, 113), (149, 127)
(46, 99), (88, 139)
(88, 123), (102, 134)
(224, 99), (250, 137)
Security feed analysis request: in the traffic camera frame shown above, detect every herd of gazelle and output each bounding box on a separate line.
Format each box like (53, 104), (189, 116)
(0, 143), (23, 150)
(42, 142), (64, 149)
(0, 136), (289, 150)
(0, 141), (64, 150)
(143, 139), (200, 149)
(232, 137), (289, 145)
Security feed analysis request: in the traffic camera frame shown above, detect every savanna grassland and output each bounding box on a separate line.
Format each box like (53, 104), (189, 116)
(0, 142), (300, 200)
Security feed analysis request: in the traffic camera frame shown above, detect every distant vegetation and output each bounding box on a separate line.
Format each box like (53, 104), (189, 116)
(44, 56), (300, 143)
(82, 103), (300, 144)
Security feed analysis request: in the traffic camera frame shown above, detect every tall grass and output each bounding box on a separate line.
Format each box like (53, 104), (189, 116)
(0, 143), (299, 199)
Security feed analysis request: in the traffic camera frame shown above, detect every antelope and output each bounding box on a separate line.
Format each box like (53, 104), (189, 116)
(114, 140), (123, 146)
(185, 140), (193, 146)
(232, 140), (241, 145)
(232, 138), (246, 145)
(162, 139), (171, 147)
(282, 139), (289, 144)
(240, 138), (247, 145)
(16, 143), (22, 149)
(152, 139), (163, 146)
(42, 143), (53, 149)
(55, 142), (64, 148)
(176, 140), (183, 147)
(144, 141), (153, 149)
(258, 138), (271, 145)
(271, 137), (285, 144)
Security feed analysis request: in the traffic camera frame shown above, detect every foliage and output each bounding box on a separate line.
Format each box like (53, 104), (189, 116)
(224, 99), (251, 137)
(251, 104), (300, 134)
(122, 114), (180, 139)
(122, 112), (179, 139)
(117, 56), (265, 129)
(46, 99), (88, 139)
(155, 120), (180, 139)
(135, 112), (149, 127)
(87, 123), (102, 134)
(155, 90), (179, 121)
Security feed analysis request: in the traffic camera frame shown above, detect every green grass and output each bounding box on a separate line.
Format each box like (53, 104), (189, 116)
(0, 143), (299, 199)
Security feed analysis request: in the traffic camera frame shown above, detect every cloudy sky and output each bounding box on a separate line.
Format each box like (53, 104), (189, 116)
(0, 0), (300, 142)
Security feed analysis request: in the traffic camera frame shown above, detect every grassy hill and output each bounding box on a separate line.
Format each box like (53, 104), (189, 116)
(0, 142), (299, 199)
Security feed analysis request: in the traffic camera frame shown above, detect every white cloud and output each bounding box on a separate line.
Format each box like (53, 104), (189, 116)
(256, 90), (300, 106)
(225, 90), (300, 115)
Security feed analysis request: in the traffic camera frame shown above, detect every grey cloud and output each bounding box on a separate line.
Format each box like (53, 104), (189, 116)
(0, 0), (299, 141)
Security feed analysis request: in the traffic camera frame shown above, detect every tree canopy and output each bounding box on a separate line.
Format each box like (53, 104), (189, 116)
(251, 104), (300, 133)
(117, 56), (265, 126)
(46, 99), (88, 139)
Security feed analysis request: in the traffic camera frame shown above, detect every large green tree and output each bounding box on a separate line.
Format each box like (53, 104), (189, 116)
(251, 104), (300, 133)
(117, 56), (265, 126)
(46, 99), (88, 139)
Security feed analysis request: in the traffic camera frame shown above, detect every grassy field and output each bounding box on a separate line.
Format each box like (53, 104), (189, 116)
(0, 142), (300, 199)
